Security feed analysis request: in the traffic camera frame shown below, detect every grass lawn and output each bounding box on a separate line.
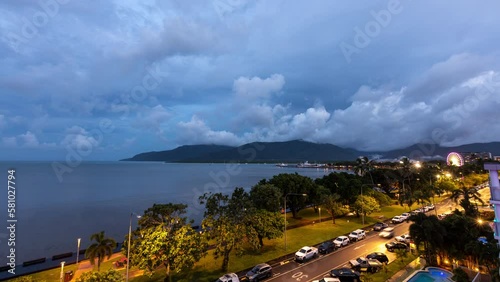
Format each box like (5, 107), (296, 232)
(28, 256), (123, 281)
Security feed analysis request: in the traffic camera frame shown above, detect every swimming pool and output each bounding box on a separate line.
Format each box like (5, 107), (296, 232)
(405, 267), (453, 282)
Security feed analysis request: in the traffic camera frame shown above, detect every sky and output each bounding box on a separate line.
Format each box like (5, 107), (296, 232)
(1, 0), (500, 161)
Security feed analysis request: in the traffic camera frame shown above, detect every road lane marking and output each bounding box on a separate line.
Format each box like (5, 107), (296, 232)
(354, 244), (365, 250)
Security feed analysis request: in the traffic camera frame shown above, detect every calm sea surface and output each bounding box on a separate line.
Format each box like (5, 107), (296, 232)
(0, 162), (339, 265)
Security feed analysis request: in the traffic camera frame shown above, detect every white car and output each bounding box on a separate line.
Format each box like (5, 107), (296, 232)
(216, 273), (240, 282)
(333, 236), (350, 248)
(395, 234), (412, 244)
(295, 246), (318, 261)
(348, 229), (366, 242)
(400, 213), (410, 220)
(379, 227), (395, 238)
(392, 216), (404, 224)
(313, 278), (340, 282)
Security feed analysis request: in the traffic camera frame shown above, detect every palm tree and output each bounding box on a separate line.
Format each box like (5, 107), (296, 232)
(353, 156), (375, 185)
(409, 213), (445, 265)
(450, 183), (484, 217)
(398, 157), (414, 210)
(85, 231), (117, 271)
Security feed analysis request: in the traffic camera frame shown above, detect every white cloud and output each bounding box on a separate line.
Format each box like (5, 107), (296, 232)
(177, 115), (241, 146)
(233, 74), (285, 100)
(61, 126), (100, 149)
(1, 131), (55, 148)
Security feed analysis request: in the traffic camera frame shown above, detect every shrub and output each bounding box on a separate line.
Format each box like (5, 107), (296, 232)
(76, 269), (123, 282)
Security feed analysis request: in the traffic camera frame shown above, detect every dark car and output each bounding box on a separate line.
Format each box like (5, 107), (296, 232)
(246, 263), (272, 282)
(385, 241), (409, 252)
(318, 241), (336, 254)
(366, 252), (389, 264)
(373, 222), (389, 231)
(330, 267), (361, 282)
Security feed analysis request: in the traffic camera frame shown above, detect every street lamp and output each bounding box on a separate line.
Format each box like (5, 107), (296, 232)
(76, 238), (81, 267)
(126, 212), (142, 282)
(60, 261), (65, 282)
(284, 193), (307, 251)
(318, 207), (321, 223)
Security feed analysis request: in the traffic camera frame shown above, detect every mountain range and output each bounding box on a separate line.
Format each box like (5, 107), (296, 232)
(121, 140), (500, 163)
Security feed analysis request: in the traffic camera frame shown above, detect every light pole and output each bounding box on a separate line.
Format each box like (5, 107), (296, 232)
(284, 193), (307, 251)
(318, 207), (321, 223)
(76, 238), (81, 267)
(126, 212), (141, 282)
(60, 261), (65, 282)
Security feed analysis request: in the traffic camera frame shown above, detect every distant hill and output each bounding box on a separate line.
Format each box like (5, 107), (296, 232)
(122, 140), (500, 162)
(121, 144), (234, 161)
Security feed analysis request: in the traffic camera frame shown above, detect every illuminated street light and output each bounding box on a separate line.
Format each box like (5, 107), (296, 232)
(60, 261), (65, 282)
(127, 212), (142, 282)
(76, 238), (81, 266)
(284, 193), (307, 251)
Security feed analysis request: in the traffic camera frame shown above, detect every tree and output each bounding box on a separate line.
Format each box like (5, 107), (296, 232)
(315, 172), (362, 206)
(128, 203), (207, 282)
(409, 213), (445, 265)
(249, 184), (281, 212)
(85, 231), (116, 272)
(245, 209), (284, 249)
(75, 269), (123, 282)
(267, 173), (315, 218)
(321, 193), (348, 224)
(450, 183), (484, 217)
(352, 195), (380, 218)
(353, 156), (375, 185)
(199, 188), (250, 272)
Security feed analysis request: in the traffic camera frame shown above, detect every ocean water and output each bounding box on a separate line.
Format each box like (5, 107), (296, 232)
(0, 161), (336, 265)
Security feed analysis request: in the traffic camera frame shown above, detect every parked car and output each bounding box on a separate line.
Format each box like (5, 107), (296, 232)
(348, 229), (366, 242)
(395, 234), (412, 244)
(379, 227), (395, 238)
(392, 216), (404, 224)
(385, 241), (409, 252)
(366, 252), (389, 264)
(330, 267), (361, 282)
(333, 236), (350, 248)
(373, 222), (389, 231)
(217, 273), (240, 282)
(246, 263), (272, 282)
(318, 241), (336, 254)
(295, 246), (318, 262)
(349, 257), (383, 273)
(400, 213), (410, 220)
(313, 278), (341, 282)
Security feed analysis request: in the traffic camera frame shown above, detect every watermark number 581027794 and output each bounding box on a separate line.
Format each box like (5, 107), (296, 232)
(6, 169), (17, 274)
